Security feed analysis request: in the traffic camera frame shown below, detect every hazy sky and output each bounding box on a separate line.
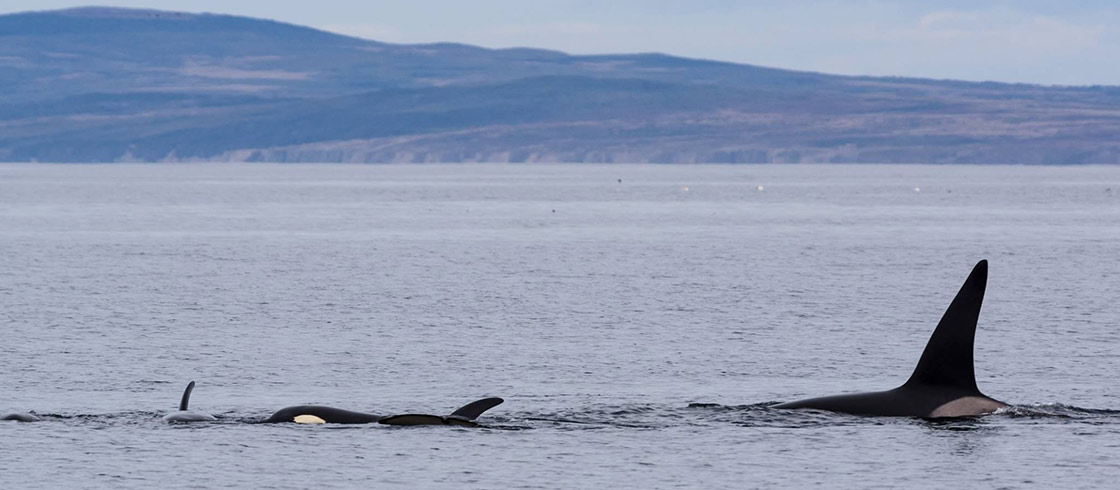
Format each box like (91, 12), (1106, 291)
(3, 0), (1119, 85)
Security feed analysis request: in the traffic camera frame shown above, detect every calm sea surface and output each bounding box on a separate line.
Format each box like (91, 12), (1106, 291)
(1, 163), (1119, 489)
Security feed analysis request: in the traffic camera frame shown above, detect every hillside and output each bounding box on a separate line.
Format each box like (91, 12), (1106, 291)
(1, 6), (1119, 163)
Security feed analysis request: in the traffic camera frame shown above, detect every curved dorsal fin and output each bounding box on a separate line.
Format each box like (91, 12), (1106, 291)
(904, 260), (987, 391)
(179, 381), (196, 411)
(449, 397), (504, 420)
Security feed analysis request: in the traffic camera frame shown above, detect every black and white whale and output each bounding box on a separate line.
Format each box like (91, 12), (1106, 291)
(1, 412), (39, 422)
(773, 260), (1009, 418)
(262, 397), (504, 426)
(162, 381), (217, 423)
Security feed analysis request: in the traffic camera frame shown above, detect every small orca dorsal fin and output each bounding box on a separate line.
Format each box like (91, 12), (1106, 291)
(449, 397), (504, 420)
(179, 381), (196, 411)
(904, 260), (987, 391)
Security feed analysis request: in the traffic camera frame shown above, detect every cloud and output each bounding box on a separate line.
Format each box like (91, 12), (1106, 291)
(919, 11), (984, 30)
(807, 6), (1113, 83)
(898, 9), (1105, 50)
(320, 23), (406, 41)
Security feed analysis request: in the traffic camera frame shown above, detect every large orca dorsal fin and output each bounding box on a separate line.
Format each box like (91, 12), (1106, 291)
(903, 260), (987, 391)
(449, 397), (504, 420)
(179, 381), (196, 411)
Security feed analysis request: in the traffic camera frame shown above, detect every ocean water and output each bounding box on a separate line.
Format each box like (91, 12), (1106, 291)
(1, 163), (1119, 489)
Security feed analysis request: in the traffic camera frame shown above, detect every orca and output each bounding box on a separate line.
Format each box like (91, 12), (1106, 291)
(773, 260), (1009, 418)
(262, 397), (504, 427)
(262, 406), (379, 425)
(162, 381), (217, 423)
(379, 397), (506, 427)
(1, 412), (39, 422)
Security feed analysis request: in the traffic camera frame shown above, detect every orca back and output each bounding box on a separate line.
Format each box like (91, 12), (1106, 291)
(379, 397), (504, 426)
(262, 406), (381, 424)
(1, 412), (40, 422)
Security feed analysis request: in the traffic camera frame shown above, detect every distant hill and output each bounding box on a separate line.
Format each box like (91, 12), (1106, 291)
(2, 6), (1119, 163)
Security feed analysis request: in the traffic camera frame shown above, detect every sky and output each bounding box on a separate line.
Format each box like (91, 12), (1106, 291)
(2, 0), (1119, 86)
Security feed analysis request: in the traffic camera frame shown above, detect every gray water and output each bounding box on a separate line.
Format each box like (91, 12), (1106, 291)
(1, 163), (1119, 489)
